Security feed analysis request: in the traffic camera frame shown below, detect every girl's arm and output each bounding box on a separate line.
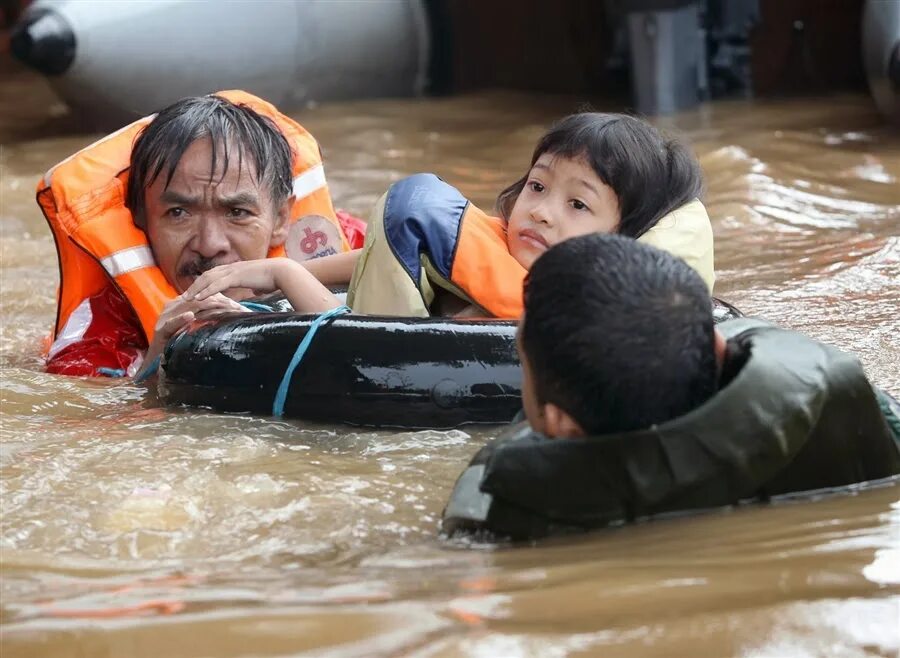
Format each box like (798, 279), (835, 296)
(301, 249), (362, 287)
(183, 258), (342, 313)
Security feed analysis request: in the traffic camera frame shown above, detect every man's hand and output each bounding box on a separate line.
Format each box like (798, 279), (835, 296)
(136, 293), (248, 380)
(155, 293), (247, 342)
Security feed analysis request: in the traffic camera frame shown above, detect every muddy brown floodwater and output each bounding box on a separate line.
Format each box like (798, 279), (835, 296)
(1, 59), (898, 657)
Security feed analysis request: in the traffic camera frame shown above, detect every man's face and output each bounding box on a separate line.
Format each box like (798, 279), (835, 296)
(143, 137), (290, 294)
(516, 315), (547, 435)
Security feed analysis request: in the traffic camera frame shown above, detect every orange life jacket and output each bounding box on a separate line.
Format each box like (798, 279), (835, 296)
(38, 89), (348, 344)
(450, 205), (526, 318)
(347, 173), (526, 318)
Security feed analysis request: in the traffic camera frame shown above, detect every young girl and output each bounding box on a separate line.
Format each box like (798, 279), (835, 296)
(184, 113), (713, 316)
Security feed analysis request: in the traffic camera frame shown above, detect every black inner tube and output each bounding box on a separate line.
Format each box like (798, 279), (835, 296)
(160, 298), (744, 428)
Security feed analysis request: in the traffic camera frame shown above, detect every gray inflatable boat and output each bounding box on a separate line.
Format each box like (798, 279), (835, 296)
(863, 0), (900, 123)
(11, 0), (430, 130)
(12, 0), (899, 127)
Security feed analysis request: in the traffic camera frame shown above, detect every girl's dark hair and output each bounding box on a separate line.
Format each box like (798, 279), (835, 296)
(126, 95), (294, 228)
(496, 113), (703, 238)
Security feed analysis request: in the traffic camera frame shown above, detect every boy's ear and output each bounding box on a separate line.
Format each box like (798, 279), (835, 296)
(542, 402), (586, 439)
(270, 196), (294, 247)
(713, 328), (727, 369)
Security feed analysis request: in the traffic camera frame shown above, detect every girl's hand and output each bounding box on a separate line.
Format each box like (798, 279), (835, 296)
(183, 259), (292, 301)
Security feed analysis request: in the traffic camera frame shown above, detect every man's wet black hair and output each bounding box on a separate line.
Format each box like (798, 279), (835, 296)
(497, 113), (703, 238)
(521, 233), (717, 435)
(125, 95), (293, 227)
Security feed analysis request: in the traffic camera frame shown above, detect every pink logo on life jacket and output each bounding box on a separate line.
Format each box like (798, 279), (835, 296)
(300, 227), (327, 254)
(286, 215), (341, 262)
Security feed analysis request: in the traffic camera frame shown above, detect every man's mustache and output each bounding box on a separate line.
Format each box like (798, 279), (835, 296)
(178, 258), (226, 278)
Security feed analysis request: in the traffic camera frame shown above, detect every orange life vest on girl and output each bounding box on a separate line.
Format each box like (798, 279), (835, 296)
(347, 173), (526, 318)
(38, 89), (350, 345)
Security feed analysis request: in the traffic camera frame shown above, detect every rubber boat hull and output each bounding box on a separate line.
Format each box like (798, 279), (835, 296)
(12, 0), (430, 131)
(863, 0), (900, 123)
(159, 299), (744, 429)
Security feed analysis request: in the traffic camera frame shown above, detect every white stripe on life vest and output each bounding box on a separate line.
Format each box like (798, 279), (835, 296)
(292, 164), (327, 200)
(101, 245), (156, 278)
(47, 297), (93, 359)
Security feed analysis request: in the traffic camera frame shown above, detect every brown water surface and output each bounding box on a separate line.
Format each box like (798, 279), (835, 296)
(1, 61), (898, 657)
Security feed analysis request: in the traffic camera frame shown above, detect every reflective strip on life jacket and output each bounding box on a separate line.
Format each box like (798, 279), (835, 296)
(292, 164), (327, 199)
(100, 246), (156, 278)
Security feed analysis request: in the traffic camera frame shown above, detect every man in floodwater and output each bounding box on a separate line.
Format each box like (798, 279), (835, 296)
(42, 92), (363, 378)
(443, 233), (900, 540)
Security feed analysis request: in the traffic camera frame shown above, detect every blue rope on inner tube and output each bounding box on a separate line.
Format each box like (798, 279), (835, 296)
(240, 301), (275, 313)
(134, 355), (162, 383)
(272, 305), (351, 417)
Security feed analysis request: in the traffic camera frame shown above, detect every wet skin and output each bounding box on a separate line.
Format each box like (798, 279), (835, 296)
(143, 137), (290, 295)
(506, 154), (620, 269)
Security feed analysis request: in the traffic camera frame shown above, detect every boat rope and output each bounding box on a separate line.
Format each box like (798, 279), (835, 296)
(134, 355), (161, 383)
(272, 305), (351, 417)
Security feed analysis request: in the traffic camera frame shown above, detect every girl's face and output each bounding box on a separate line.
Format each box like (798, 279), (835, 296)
(507, 154), (620, 269)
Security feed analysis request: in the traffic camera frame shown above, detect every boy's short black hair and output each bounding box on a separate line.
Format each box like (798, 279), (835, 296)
(126, 95), (294, 228)
(497, 113), (702, 238)
(521, 234), (717, 435)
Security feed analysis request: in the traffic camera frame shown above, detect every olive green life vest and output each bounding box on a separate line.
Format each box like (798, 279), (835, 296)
(442, 319), (900, 540)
